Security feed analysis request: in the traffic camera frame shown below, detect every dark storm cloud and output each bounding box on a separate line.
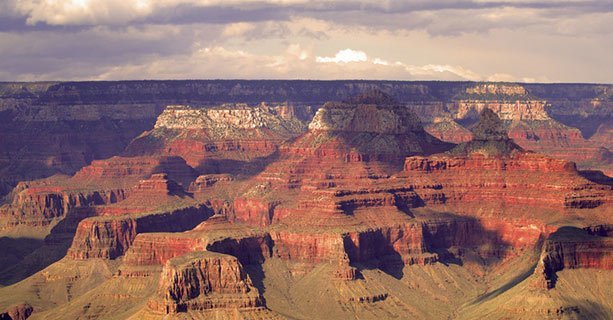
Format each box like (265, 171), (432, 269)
(140, 1), (613, 28)
(144, 4), (292, 25)
(5, 1), (612, 30)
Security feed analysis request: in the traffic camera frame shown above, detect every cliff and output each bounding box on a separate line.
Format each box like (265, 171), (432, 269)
(125, 104), (306, 172)
(534, 226), (613, 289)
(148, 251), (265, 314)
(0, 83), (611, 319)
(1, 81), (610, 197)
(67, 204), (212, 260)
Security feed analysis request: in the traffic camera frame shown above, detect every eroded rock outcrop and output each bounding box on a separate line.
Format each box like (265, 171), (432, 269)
(125, 104), (306, 172)
(68, 204), (212, 260)
(0, 303), (33, 320)
(402, 110), (611, 210)
(534, 226), (613, 289)
(148, 251), (265, 314)
(0, 178), (125, 229)
(0, 155), (197, 229)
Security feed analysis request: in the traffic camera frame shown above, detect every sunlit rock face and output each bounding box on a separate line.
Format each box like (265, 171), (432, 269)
(126, 104), (307, 173)
(0, 83), (611, 320)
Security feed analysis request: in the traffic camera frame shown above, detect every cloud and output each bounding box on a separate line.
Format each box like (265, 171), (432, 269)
(316, 49), (368, 63)
(0, 1), (611, 82)
(8, 1), (612, 34)
(88, 44), (495, 82)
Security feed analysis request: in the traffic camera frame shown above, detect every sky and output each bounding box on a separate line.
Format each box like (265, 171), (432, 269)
(0, 0), (611, 82)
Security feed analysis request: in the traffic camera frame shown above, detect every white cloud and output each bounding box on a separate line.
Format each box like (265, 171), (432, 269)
(222, 22), (256, 37)
(316, 49), (368, 63)
(2, 1), (612, 82)
(16, 0), (154, 25)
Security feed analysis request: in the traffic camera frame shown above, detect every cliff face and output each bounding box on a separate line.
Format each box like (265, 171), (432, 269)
(0, 84), (611, 319)
(403, 153), (611, 210)
(401, 109), (611, 211)
(0, 81), (610, 197)
(0, 155), (196, 229)
(0, 180), (126, 229)
(534, 227), (613, 289)
(148, 251), (264, 314)
(68, 204), (212, 260)
(125, 104), (306, 172)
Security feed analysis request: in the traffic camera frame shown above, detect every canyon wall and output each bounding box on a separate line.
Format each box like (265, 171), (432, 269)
(1, 81), (610, 196)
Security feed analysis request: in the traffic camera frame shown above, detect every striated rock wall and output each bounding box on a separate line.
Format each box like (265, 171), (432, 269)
(271, 231), (346, 263)
(67, 205), (212, 260)
(148, 251), (264, 314)
(207, 235), (273, 266)
(534, 227), (613, 289)
(0, 182), (125, 229)
(72, 155), (196, 188)
(402, 153), (610, 209)
(342, 224), (436, 265)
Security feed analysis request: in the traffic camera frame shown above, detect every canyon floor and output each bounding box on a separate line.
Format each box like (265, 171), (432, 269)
(0, 82), (611, 320)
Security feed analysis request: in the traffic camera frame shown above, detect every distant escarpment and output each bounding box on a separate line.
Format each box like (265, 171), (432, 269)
(0, 81), (610, 196)
(403, 109), (611, 211)
(412, 83), (612, 174)
(125, 103), (307, 174)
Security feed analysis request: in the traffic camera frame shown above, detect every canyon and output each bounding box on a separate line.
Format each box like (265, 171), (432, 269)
(0, 82), (611, 320)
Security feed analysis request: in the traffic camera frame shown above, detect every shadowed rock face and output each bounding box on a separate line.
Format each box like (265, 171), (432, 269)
(471, 108), (508, 141)
(448, 108), (524, 157)
(0, 85), (611, 320)
(0, 303), (33, 320)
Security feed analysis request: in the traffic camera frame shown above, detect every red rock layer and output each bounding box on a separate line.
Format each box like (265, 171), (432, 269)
(0, 155), (197, 229)
(119, 217), (271, 273)
(97, 174), (190, 215)
(188, 174), (234, 192)
(67, 204), (212, 259)
(122, 234), (206, 269)
(0, 180), (125, 229)
(402, 152), (611, 209)
(148, 251), (264, 314)
(72, 155), (196, 188)
(534, 226), (613, 289)
(342, 225), (436, 266)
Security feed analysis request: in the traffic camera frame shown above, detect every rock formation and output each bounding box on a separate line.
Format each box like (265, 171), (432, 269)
(148, 251), (265, 314)
(534, 226), (613, 289)
(0, 303), (33, 320)
(125, 104), (306, 173)
(0, 86), (611, 319)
